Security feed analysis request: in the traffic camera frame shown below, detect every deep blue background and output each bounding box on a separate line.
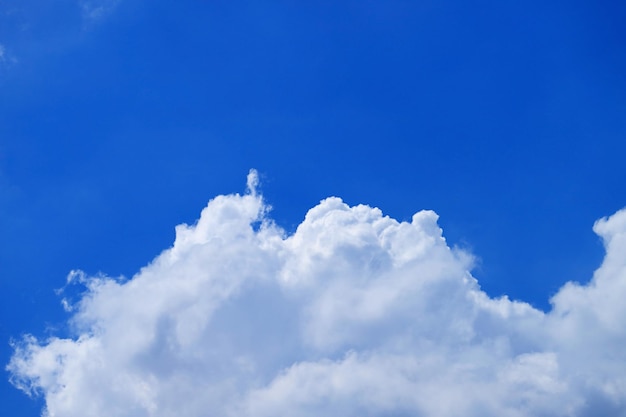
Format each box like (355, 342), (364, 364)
(1, 1), (625, 415)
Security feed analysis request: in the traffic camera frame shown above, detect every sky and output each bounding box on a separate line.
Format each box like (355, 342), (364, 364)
(1, 1), (626, 416)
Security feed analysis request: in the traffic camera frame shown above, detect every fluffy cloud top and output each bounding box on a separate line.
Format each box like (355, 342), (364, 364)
(8, 170), (626, 416)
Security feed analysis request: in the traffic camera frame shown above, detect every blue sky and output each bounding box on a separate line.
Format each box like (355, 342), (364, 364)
(1, 1), (626, 416)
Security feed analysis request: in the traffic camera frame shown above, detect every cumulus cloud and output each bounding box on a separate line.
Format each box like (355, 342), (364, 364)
(7, 170), (626, 416)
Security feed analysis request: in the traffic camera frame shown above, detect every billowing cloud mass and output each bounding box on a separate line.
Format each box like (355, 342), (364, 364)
(8, 170), (626, 416)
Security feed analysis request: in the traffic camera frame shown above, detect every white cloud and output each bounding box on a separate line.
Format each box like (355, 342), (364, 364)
(7, 170), (626, 416)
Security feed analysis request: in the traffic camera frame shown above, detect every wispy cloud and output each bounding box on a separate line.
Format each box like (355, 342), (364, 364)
(0, 45), (8, 72)
(7, 170), (626, 416)
(0, 43), (16, 67)
(0, 0), (119, 68)
(79, 0), (121, 21)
